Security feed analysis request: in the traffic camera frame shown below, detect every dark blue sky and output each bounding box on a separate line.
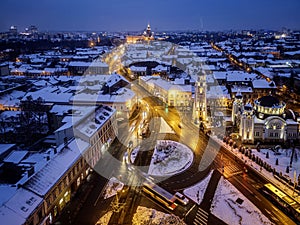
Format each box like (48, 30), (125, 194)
(1, 0), (300, 32)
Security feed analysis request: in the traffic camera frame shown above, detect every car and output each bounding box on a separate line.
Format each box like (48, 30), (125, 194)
(174, 192), (189, 205)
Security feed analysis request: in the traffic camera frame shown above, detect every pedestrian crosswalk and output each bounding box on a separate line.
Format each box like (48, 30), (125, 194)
(223, 164), (243, 178)
(193, 207), (209, 225)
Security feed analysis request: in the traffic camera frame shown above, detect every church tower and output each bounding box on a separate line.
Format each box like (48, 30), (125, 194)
(232, 90), (243, 126)
(146, 23), (151, 37)
(193, 73), (207, 124)
(240, 103), (255, 143)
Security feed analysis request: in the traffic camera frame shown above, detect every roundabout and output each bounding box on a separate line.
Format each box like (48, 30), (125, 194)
(130, 140), (194, 177)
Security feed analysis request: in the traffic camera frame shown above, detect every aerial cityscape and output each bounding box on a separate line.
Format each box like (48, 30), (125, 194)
(0, 1), (300, 225)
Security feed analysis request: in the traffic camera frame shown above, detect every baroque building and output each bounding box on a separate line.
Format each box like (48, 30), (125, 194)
(233, 95), (299, 144)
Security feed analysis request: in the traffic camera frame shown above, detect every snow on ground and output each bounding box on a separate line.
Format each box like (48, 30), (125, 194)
(103, 177), (124, 199)
(95, 211), (113, 225)
(130, 146), (140, 163)
(211, 135), (300, 203)
(251, 147), (300, 182)
(183, 170), (213, 204)
(132, 206), (186, 225)
(211, 176), (274, 225)
(159, 117), (175, 134)
(148, 140), (193, 176)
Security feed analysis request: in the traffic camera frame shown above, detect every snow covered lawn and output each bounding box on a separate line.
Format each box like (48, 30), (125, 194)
(183, 170), (213, 204)
(95, 211), (113, 225)
(132, 206), (186, 225)
(130, 146), (140, 163)
(148, 140), (194, 176)
(103, 177), (124, 199)
(211, 177), (274, 225)
(159, 117), (175, 134)
(251, 147), (300, 182)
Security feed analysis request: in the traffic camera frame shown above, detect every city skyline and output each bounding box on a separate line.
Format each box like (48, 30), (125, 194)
(1, 0), (300, 32)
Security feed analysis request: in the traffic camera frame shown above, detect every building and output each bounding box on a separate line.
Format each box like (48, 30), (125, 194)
(68, 61), (109, 75)
(193, 74), (207, 123)
(139, 76), (192, 109)
(233, 95), (299, 143)
(126, 23), (154, 43)
(0, 63), (9, 76)
(0, 105), (117, 225)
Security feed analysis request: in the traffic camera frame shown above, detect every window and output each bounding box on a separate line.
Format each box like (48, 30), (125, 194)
(270, 133), (273, 137)
(255, 131), (259, 136)
(274, 133), (278, 137)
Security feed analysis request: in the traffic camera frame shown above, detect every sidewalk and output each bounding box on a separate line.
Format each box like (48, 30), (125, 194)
(200, 169), (222, 211)
(56, 176), (96, 225)
(210, 135), (300, 203)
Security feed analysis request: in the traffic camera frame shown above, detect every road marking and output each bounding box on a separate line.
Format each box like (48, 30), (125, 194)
(198, 208), (209, 215)
(271, 205), (279, 212)
(265, 209), (271, 215)
(271, 216), (279, 222)
(254, 195), (262, 202)
(196, 214), (207, 222)
(195, 217), (206, 224)
(226, 171), (243, 178)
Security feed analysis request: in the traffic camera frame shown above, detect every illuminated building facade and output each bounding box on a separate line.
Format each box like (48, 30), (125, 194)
(234, 95), (299, 143)
(126, 23), (154, 43)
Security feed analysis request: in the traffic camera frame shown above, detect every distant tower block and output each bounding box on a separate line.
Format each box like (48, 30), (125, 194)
(193, 73), (207, 123)
(232, 89), (243, 126)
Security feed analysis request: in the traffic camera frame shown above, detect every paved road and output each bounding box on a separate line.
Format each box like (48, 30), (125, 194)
(57, 78), (297, 225)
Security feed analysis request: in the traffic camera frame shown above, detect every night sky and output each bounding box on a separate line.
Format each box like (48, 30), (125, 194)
(1, 0), (300, 32)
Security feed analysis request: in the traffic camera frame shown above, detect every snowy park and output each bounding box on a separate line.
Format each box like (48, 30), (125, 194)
(148, 140), (194, 176)
(250, 147), (300, 182)
(211, 176), (273, 225)
(132, 206), (186, 225)
(103, 177), (124, 199)
(183, 170), (213, 204)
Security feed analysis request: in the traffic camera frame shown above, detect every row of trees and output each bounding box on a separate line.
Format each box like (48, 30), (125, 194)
(0, 96), (51, 146)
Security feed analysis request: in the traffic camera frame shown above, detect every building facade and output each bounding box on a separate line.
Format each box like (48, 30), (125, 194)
(234, 95), (299, 144)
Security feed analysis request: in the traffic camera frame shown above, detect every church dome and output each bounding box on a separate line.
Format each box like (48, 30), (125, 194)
(254, 95), (286, 117)
(256, 95), (280, 108)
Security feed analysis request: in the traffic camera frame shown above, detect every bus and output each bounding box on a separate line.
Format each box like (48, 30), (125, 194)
(260, 183), (300, 222)
(142, 181), (177, 211)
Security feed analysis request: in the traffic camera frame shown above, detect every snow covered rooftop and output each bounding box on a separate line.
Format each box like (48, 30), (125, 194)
(68, 61), (108, 67)
(75, 105), (115, 138)
(23, 138), (89, 196)
(130, 65), (147, 72)
(0, 144), (15, 156)
(23, 86), (73, 104)
(71, 87), (135, 104)
(0, 205), (25, 225)
(106, 73), (128, 87)
(231, 85), (253, 93)
(3, 151), (28, 164)
(252, 79), (276, 89)
(227, 71), (257, 82)
(207, 85), (230, 99)
(4, 188), (43, 221)
(213, 71), (227, 80)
